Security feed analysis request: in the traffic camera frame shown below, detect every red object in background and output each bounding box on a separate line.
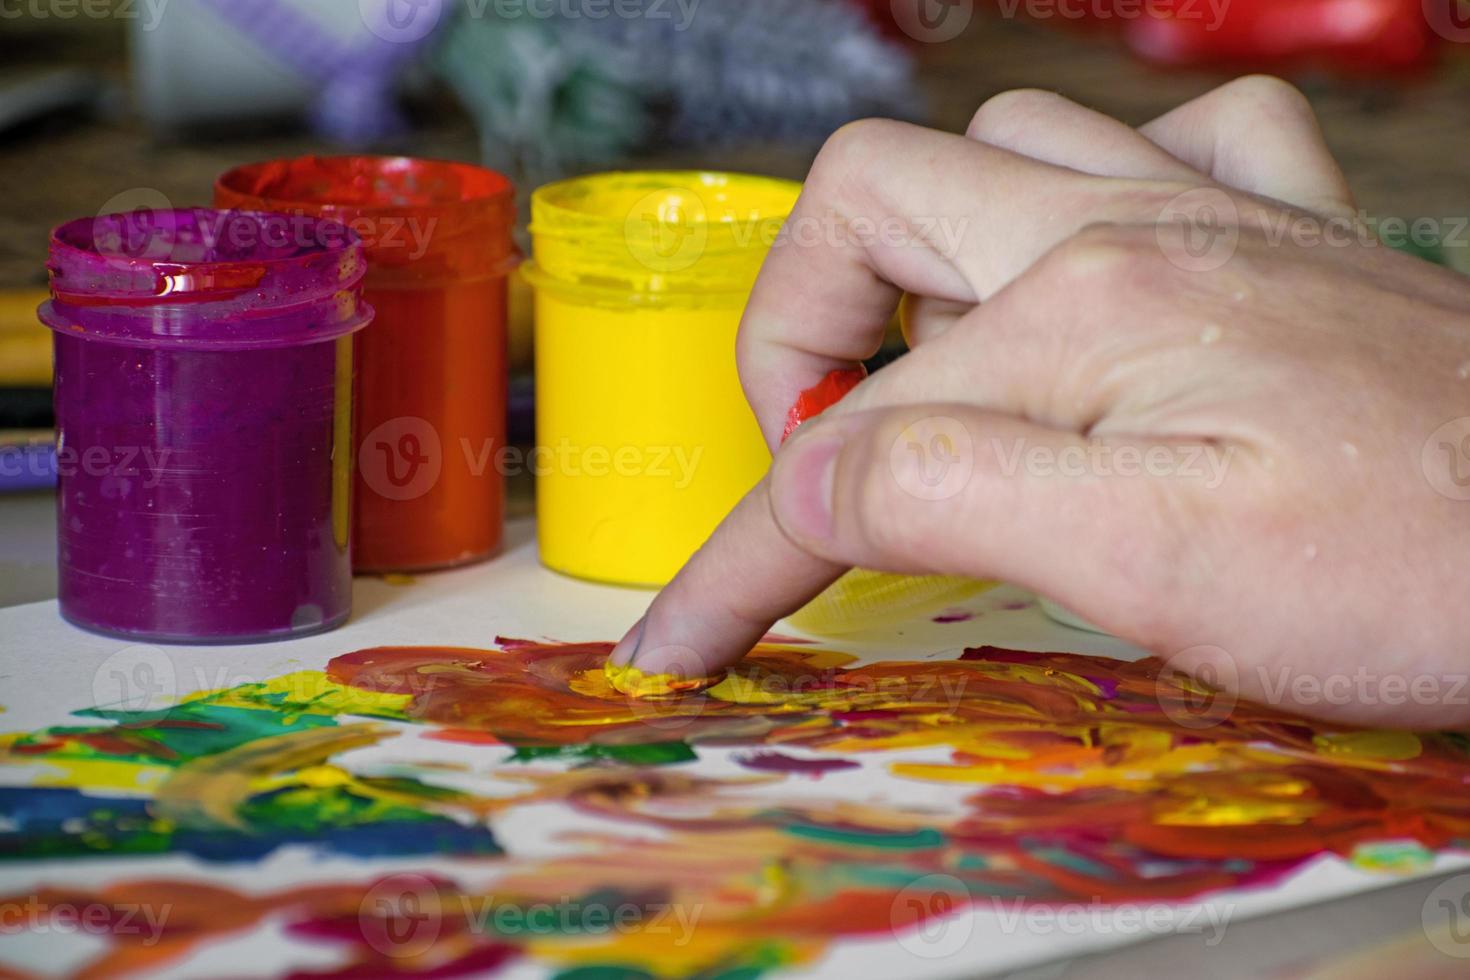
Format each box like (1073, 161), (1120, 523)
(1126, 0), (1437, 72)
(782, 367), (868, 444)
(849, 0), (909, 38)
(974, 0), (1440, 73)
(217, 156), (517, 574)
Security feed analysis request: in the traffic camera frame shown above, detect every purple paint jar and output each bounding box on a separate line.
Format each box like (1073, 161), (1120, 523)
(39, 208), (373, 644)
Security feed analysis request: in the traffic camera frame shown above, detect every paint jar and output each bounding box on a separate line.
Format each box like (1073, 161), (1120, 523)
(526, 171), (802, 586)
(216, 157), (517, 572)
(40, 208), (372, 643)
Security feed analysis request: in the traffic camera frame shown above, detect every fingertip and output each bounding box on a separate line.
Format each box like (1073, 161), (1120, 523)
(619, 607), (758, 680)
(607, 474), (846, 680)
(607, 616), (645, 667)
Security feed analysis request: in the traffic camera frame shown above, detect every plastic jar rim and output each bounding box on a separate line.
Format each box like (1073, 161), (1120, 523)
(529, 171), (801, 296)
(216, 156), (517, 284)
(531, 170), (801, 241)
(47, 207), (367, 302)
(42, 208), (372, 350)
(216, 155), (515, 220)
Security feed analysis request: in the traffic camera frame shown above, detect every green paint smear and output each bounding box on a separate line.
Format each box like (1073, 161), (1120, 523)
(38, 702), (340, 765)
(240, 784), (445, 832)
(508, 743), (697, 766)
(1439, 732), (1470, 758)
(784, 823), (945, 850)
(552, 944), (791, 980)
(1028, 846), (1116, 881)
(12, 811), (175, 860)
(1351, 840), (1434, 872)
(844, 863), (961, 889)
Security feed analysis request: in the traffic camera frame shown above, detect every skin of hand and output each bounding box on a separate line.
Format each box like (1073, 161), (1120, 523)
(610, 77), (1470, 729)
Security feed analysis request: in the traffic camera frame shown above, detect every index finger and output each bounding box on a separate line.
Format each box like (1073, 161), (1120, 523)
(735, 118), (1178, 447)
(606, 473), (845, 677)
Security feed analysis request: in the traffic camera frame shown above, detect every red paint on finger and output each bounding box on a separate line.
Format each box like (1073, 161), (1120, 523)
(781, 367), (868, 444)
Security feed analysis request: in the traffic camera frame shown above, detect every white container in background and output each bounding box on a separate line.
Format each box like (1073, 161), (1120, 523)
(130, 0), (394, 132)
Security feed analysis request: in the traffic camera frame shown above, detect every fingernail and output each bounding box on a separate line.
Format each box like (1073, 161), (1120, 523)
(609, 616), (646, 666)
(773, 434), (842, 541)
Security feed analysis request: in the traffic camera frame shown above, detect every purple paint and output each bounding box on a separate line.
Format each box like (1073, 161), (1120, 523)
(961, 647), (1047, 663)
(735, 752), (860, 776)
(932, 608), (975, 624)
(41, 208), (372, 644)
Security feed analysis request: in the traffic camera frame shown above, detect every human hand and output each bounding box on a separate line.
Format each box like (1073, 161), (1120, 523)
(611, 77), (1470, 728)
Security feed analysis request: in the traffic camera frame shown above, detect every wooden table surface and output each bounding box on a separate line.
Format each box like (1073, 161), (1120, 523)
(2, 14), (1468, 289)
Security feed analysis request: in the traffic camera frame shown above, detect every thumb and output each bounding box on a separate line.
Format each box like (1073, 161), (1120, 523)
(771, 404), (1218, 644)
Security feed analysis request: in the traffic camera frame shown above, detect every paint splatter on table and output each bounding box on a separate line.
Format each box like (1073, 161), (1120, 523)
(3, 638), (1469, 978)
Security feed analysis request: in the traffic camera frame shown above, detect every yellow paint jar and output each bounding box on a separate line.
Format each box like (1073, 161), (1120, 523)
(526, 171), (802, 586)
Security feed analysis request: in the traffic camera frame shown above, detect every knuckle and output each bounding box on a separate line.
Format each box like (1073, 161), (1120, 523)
(810, 118), (904, 187)
(1038, 223), (1169, 294)
(1216, 75), (1315, 124)
(966, 88), (1067, 142)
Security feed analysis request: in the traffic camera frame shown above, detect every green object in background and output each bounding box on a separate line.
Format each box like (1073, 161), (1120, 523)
(430, 0), (917, 186)
(432, 13), (654, 184)
(1377, 216), (1470, 273)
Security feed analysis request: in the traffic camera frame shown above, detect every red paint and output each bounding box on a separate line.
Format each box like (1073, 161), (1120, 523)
(216, 156), (517, 572)
(780, 367), (867, 443)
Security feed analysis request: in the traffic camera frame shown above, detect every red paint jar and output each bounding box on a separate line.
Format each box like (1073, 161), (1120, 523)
(216, 157), (517, 572)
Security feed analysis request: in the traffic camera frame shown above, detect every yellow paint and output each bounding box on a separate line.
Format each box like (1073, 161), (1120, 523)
(154, 724), (392, 830)
(789, 569), (996, 635)
(526, 171), (801, 586)
(0, 289), (52, 386)
(331, 335), (354, 551)
(1313, 731), (1423, 762)
(198, 670), (414, 719)
(0, 752), (172, 794)
(603, 661), (725, 699)
(891, 741), (1251, 791)
(525, 928), (822, 979)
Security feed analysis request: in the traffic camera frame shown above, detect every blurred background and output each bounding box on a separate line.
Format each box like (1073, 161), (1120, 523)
(4, 1), (1470, 326)
(2, 0), (1469, 588)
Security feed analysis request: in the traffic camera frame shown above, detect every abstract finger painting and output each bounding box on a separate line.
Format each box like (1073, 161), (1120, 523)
(3, 636), (1469, 978)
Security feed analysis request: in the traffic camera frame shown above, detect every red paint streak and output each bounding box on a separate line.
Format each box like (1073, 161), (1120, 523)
(781, 367), (868, 443)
